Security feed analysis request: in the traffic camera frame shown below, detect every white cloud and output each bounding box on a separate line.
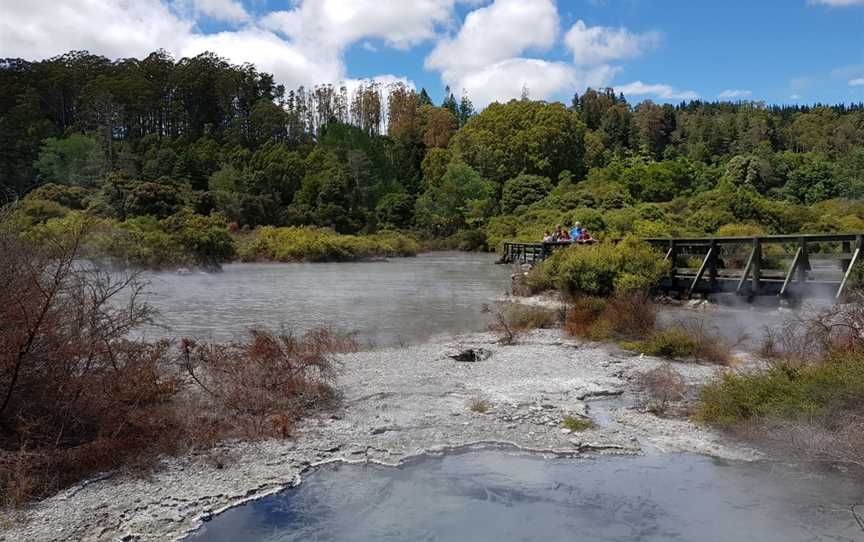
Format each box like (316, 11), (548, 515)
(182, 28), (343, 88)
(809, 0), (864, 6)
(262, 0), (459, 51)
(424, 0), (565, 107)
(0, 0), (192, 60)
(426, 0), (559, 79)
(790, 94), (802, 100)
(190, 0), (250, 23)
(718, 89), (752, 99)
(455, 58), (577, 107)
(563, 20), (661, 65)
(850, 78), (864, 86)
(0, 0), (462, 92)
(615, 81), (699, 101)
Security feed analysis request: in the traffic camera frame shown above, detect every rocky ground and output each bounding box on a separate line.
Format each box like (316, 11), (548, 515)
(1, 327), (760, 542)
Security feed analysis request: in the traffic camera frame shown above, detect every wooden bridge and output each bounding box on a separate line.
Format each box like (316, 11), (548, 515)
(499, 234), (864, 301)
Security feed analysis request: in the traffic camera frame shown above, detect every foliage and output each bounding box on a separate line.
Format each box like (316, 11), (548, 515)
(500, 174), (553, 214)
(625, 329), (698, 358)
(563, 293), (656, 341)
(2, 50), (864, 252)
(529, 237), (670, 297)
(561, 415), (595, 432)
(35, 134), (106, 187)
(0, 215), (356, 504)
(696, 355), (864, 427)
(238, 226), (419, 262)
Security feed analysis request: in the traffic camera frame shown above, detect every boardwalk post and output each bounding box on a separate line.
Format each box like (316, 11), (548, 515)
(751, 237), (762, 294)
(837, 234), (863, 299)
(708, 238), (718, 287)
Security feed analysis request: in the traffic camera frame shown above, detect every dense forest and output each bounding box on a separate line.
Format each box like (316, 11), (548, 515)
(2, 50), (864, 265)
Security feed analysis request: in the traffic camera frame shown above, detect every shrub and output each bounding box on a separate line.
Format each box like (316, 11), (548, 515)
(561, 415), (595, 431)
(638, 364), (686, 414)
(178, 329), (354, 438)
(0, 211), (358, 505)
(528, 236), (669, 297)
(695, 354), (864, 428)
(239, 226), (419, 262)
(469, 397), (491, 413)
(630, 329), (698, 358)
(489, 302), (560, 345)
(564, 292), (656, 341)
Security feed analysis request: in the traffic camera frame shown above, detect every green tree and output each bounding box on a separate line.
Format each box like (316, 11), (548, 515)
(500, 174), (553, 214)
(414, 161), (494, 236)
(449, 100), (587, 184)
(35, 134), (106, 187)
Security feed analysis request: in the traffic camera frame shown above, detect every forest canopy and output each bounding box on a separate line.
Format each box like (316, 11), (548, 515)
(2, 50), (864, 262)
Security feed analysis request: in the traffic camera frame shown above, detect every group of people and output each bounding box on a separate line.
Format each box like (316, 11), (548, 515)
(542, 222), (595, 244)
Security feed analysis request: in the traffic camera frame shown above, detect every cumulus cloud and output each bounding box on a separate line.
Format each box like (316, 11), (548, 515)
(0, 0), (463, 91)
(190, 0), (250, 22)
(425, 0), (566, 106)
(426, 0), (559, 79)
(262, 0), (459, 51)
(0, 0), (192, 60)
(850, 78), (864, 86)
(718, 89), (752, 99)
(564, 20), (661, 65)
(615, 81), (699, 101)
(808, 0), (864, 6)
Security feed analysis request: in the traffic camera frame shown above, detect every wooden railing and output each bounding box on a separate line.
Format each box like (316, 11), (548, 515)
(499, 233), (864, 300)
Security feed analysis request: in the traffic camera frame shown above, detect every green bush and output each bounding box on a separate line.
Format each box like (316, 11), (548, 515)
(695, 355), (864, 427)
(238, 226), (419, 262)
(626, 329), (697, 358)
(528, 236), (669, 297)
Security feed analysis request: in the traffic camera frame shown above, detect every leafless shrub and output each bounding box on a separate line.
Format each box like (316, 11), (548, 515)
(762, 298), (864, 363)
(674, 315), (735, 365)
(737, 413), (864, 472)
(178, 329), (355, 439)
(638, 363), (686, 413)
(489, 302), (559, 345)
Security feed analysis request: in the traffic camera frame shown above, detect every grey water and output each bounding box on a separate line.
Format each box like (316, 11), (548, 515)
(186, 449), (863, 542)
(139, 252), (513, 346)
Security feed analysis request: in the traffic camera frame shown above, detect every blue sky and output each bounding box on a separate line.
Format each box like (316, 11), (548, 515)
(2, 0), (863, 107)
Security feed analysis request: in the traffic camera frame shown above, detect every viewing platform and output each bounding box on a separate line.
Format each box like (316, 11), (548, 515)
(499, 233), (864, 301)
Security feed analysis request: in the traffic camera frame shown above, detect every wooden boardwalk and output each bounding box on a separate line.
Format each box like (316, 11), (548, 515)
(499, 234), (864, 301)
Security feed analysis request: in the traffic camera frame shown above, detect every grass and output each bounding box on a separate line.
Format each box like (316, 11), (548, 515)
(561, 415), (595, 432)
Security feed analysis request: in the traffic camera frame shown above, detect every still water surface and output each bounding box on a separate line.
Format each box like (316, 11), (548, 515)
(186, 449), (862, 542)
(140, 252), (512, 345)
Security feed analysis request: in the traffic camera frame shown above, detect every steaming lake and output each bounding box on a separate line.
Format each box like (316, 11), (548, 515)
(186, 449), (863, 542)
(140, 252), (512, 345)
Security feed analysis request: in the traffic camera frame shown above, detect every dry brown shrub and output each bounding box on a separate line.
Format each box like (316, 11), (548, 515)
(638, 363), (686, 413)
(0, 210), (355, 506)
(489, 302), (559, 345)
(565, 292), (656, 340)
(178, 329), (354, 439)
(762, 298), (864, 363)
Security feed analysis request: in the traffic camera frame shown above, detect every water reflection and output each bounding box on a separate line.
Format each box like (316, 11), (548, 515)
(187, 450), (862, 542)
(138, 252), (512, 345)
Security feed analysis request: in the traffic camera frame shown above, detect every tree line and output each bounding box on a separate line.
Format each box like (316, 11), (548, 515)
(2, 49), (863, 252)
